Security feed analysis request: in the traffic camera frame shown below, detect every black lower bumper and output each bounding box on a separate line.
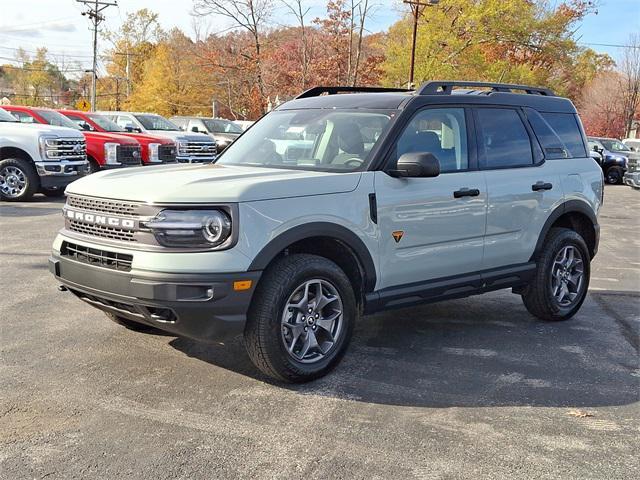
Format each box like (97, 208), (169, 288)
(49, 255), (261, 342)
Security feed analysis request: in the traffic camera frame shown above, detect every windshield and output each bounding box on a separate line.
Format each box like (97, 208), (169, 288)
(215, 109), (394, 172)
(87, 113), (125, 132)
(134, 114), (179, 131)
(601, 139), (630, 152)
(0, 108), (18, 122)
(203, 119), (243, 134)
(37, 110), (80, 129)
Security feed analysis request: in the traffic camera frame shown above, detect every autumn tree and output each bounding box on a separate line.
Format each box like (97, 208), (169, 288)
(382, 0), (610, 99)
(193, 0), (273, 112)
(618, 33), (640, 138)
(103, 9), (166, 98)
(579, 72), (626, 138)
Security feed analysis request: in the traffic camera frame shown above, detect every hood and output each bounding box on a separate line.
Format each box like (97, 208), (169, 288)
(66, 164), (362, 203)
(118, 132), (174, 145)
(83, 131), (139, 145)
(144, 130), (213, 142)
(0, 122), (84, 138)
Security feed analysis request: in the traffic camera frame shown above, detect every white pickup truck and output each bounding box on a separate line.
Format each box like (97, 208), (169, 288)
(0, 107), (87, 201)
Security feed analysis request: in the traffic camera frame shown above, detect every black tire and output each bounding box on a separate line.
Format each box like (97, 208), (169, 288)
(521, 227), (590, 321)
(42, 188), (66, 198)
(105, 312), (163, 333)
(87, 157), (100, 174)
(605, 166), (623, 184)
(244, 254), (357, 383)
(0, 157), (40, 201)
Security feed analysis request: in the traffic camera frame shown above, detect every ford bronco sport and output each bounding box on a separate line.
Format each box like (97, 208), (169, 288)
(49, 81), (602, 383)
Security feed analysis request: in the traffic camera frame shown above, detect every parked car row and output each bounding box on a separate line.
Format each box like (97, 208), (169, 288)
(0, 106), (247, 201)
(587, 136), (640, 187)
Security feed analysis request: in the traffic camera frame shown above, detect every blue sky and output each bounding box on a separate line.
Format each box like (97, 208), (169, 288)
(0, 0), (637, 75)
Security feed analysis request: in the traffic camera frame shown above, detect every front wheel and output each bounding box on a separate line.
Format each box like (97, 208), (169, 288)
(605, 166), (623, 184)
(0, 158), (40, 201)
(521, 228), (590, 321)
(244, 254), (357, 383)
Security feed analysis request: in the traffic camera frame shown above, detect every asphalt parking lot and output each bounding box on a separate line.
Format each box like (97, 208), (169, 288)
(1, 185), (638, 480)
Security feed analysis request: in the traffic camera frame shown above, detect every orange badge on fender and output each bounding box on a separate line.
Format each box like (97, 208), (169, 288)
(392, 231), (404, 243)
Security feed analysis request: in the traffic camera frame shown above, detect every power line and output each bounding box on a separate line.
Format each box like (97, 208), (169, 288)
(0, 46), (95, 59)
(578, 42), (640, 49)
(76, 0), (118, 111)
(0, 16), (78, 31)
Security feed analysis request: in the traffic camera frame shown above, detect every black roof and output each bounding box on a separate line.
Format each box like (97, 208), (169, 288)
(277, 81), (577, 114)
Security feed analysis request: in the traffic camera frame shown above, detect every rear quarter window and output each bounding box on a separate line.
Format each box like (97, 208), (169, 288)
(540, 112), (587, 158)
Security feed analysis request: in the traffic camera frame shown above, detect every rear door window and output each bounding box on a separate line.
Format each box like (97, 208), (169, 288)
(476, 108), (533, 168)
(524, 108), (569, 159)
(540, 113), (587, 157)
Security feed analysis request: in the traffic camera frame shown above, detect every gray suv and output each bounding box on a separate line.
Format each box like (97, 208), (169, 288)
(49, 81), (602, 383)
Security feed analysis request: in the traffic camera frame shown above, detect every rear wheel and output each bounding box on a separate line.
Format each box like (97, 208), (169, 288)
(244, 254), (357, 383)
(605, 166), (623, 184)
(521, 227), (590, 321)
(0, 158), (39, 201)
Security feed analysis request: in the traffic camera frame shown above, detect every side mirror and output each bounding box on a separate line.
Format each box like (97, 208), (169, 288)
(191, 126), (200, 133)
(388, 152), (440, 178)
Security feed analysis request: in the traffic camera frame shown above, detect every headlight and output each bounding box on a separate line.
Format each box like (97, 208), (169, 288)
(38, 135), (60, 160)
(104, 143), (119, 165)
(144, 209), (232, 248)
(176, 139), (188, 154)
(148, 143), (161, 163)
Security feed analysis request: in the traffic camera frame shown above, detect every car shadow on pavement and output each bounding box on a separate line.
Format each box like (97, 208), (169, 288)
(169, 291), (640, 408)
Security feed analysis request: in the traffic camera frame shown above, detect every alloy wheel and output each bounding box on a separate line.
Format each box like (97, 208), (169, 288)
(550, 245), (585, 307)
(280, 279), (344, 364)
(0, 166), (28, 199)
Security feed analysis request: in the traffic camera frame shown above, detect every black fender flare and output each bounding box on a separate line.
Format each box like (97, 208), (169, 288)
(532, 200), (599, 258)
(248, 222), (377, 292)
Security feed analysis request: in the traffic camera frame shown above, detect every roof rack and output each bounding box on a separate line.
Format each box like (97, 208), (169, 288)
(417, 81), (555, 96)
(295, 86), (411, 99)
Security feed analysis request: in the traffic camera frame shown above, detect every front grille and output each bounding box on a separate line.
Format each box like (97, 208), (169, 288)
(61, 241), (133, 271)
(66, 194), (139, 217)
(158, 144), (177, 162)
(68, 219), (136, 242)
(178, 141), (217, 158)
(46, 137), (86, 160)
(117, 145), (142, 165)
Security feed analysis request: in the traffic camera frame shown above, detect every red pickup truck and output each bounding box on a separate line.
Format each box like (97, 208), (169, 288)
(3, 106), (142, 173)
(58, 110), (177, 165)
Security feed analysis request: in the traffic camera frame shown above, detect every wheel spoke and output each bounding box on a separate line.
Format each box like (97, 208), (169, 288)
(298, 330), (319, 359)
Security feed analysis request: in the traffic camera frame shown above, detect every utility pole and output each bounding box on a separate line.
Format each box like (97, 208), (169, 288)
(403, 0), (439, 89)
(77, 0), (117, 111)
(114, 52), (138, 97)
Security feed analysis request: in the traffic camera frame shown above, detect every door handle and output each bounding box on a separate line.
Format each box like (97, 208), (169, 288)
(453, 188), (480, 198)
(532, 181), (553, 191)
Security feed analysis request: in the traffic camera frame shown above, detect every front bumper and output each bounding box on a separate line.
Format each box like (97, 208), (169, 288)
(176, 155), (216, 164)
(624, 171), (640, 189)
(36, 160), (87, 188)
(49, 253), (261, 342)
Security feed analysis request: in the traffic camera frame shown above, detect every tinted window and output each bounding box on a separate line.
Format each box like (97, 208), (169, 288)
(65, 113), (96, 131)
(541, 113), (587, 157)
(396, 108), (468, 173)
(36, 110), (80, 129)
(524, 108), (569, 159)
(477, 108), (533, 168)
(134, 114), (179, 131)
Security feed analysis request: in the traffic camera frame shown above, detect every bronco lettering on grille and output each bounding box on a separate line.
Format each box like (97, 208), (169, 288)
(64, 208), (137, 229)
